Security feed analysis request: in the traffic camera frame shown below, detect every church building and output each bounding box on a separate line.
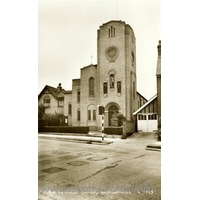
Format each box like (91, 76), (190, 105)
(38, 20), (148, 132)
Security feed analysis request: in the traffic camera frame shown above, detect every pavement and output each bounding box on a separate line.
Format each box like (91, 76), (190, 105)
(145, 142), (161, 151)
(38, 132), (161, 200)
(38, 132), (161, 150)
(38, 133), (117, 145)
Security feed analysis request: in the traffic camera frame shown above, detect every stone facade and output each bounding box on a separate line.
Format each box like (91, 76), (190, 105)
(38, 20), (147, 131)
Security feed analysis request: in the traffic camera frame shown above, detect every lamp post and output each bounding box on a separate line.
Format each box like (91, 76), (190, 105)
(98, 105), (105, 140)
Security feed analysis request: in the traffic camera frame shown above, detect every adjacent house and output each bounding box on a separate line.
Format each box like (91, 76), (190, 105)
(133, 40), (161, 133)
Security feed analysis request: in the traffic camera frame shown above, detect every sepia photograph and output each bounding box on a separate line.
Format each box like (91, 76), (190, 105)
(38, 0), (161, 199)
(2, 0), (200, 200)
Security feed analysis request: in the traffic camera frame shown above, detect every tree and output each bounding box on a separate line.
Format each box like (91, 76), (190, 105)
(117, 113), (126, 126)
(38, 104), (45, 119)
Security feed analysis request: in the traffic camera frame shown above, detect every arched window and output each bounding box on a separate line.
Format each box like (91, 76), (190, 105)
(110, 74), (115, 88)
(103, 82), (107, 94)
(43, 95), (50, 107)
(68, 103), (72, 115)
(89, 77), (94, 96)
(117, 81), (121, 93)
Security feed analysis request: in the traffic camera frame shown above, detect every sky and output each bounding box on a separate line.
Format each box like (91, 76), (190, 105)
(38, 0), (161, 100)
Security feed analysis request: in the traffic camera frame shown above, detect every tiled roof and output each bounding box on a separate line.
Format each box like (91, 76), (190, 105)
(38, 85), (67, 100)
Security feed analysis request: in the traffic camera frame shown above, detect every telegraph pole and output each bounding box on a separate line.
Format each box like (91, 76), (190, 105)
(98, 105), (105, 140)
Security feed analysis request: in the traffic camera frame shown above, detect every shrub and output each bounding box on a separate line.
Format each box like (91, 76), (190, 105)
(38, 126), (89, 134)
(42, 113), (65, 126)
(104, 127), (123, 135)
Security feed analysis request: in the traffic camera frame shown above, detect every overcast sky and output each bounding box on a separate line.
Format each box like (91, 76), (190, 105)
(38, 0), (161, 100)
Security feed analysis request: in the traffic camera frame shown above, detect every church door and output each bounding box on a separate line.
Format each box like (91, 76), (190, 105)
(108, 105), (119, 126)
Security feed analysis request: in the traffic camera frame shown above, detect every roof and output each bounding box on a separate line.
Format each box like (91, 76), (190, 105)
(81, 64), (97, 70)
(137, 91), (148, 101)
(133, 94), (157, 115)
(64, 90), (72, 94)
(38, 85), (67, 100)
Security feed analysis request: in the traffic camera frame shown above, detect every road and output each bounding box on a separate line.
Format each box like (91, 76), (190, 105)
(38, 133), (161, 200)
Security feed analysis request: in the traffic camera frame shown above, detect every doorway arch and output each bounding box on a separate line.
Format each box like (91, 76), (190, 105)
(108, 105), (119, 126)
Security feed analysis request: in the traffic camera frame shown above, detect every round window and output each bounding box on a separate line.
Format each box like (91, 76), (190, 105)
(105, 46), (119, 62)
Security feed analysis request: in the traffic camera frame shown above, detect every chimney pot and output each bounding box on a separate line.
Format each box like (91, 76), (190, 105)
(157, 40), (161, 56)
(57, 83), (62, 92)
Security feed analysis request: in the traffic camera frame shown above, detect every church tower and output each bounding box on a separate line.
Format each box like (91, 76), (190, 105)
(97, 20), (137, 127)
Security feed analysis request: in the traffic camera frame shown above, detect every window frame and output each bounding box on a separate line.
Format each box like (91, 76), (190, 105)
(68, 103), (72, 115)
(77, 89), (80, 102)
(43, 95), (51, 107)
(58, 100), (64, 107)
(88, 110), (91, 120)
(89, 77), (95, 97)
(93, 110), (96, 121)
(77, 109), (80, 121)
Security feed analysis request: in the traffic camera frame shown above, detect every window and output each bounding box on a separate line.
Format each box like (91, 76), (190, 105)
(43, 95), (50, 107)
(131, 51), (134, 66)
(88, 110), (91, 120)
(103, 82), (107, 94)
(93, 110), (96, 120)
(58, 100), (63, 107)
(68, 103), (72, 115)
(110, 74), (115, 88)
(138, 115), (146, 120)
(133, 82), (135, 99)
(77, 90), (80, 102)
(153, 114), (157, 120)
(117, 81), (121, 93)
(89, 77), (94, 96)
(77, 109), (80, 121)
(109, 26), (115, 38)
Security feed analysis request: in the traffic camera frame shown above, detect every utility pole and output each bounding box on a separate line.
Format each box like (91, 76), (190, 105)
(98, 105), (105, 140)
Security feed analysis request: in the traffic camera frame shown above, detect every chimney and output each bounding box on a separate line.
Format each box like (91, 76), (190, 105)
(57, 83), (62, 92)
(157, 40), (161, 57)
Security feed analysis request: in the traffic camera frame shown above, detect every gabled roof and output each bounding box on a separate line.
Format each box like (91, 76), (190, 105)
(137, 91), (148, 101)
(38, 85), (67, 100)
(133, 94), (157, 115)
(81, 64), (97, 70)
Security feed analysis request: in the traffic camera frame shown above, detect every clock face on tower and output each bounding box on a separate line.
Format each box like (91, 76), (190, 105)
(105, 46), (119, 62)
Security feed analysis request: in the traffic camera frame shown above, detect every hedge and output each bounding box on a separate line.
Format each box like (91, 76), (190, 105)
(38, 126), (89, 133)
(104, 127), (123, 135)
